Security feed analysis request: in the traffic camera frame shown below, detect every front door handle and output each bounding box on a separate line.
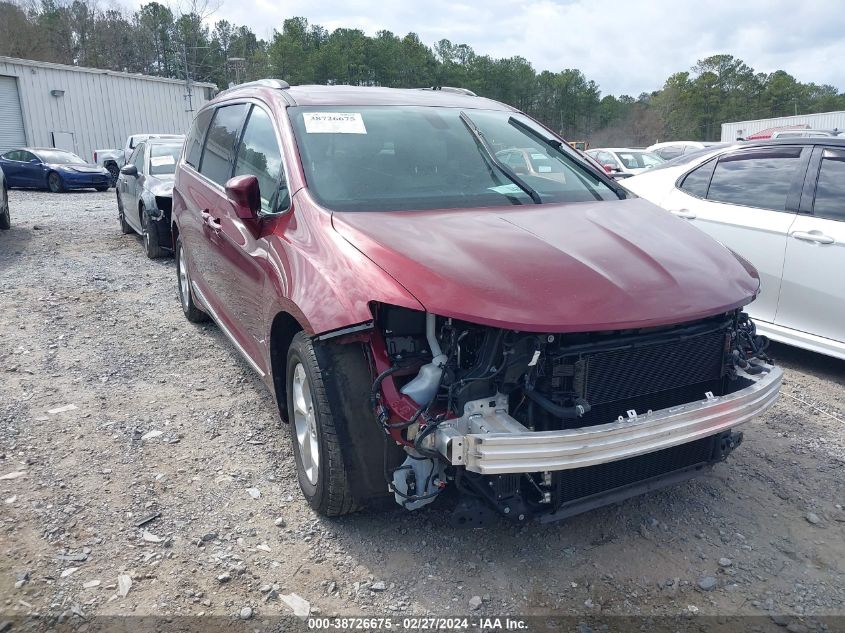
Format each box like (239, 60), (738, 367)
(201, 211), (222, 231)
(791, 230), (835, 245)
(670, 209), (697, 220)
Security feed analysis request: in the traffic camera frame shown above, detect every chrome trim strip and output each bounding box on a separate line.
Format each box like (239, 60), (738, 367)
(191, 281), (265, 377)
(436, 366), (782, 475)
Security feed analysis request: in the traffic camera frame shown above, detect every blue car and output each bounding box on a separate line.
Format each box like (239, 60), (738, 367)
(0, 147), (111, 193)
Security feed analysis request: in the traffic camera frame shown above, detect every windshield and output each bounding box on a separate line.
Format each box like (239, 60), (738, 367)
(36, 150), (86, 165)
(149, 144), (182, 176)
(613, 151), (664, 169)
(289, 106), (618, 211)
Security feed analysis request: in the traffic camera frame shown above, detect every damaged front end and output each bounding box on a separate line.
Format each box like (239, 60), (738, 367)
(366, 304), (781, 524)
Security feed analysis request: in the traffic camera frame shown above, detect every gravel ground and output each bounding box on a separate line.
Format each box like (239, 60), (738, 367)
(1, 189), (844, 629)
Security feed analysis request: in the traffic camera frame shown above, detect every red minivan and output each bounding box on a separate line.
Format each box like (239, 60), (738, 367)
(172, 81), (780, 524)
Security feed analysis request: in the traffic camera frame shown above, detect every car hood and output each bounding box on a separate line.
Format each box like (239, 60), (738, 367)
(146, 175), (174, 197)
(50, 163), (106, 173)
(332, 198), (760, 332)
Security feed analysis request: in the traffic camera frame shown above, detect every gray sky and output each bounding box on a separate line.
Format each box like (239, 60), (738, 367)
(173, 0), (845, 97)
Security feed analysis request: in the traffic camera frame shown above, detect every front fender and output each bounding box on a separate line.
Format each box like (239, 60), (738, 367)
(261, 191), (423, 342)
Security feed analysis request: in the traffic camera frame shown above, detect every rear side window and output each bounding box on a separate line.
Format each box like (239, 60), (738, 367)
(679, 158), (716, 198)
(707, 147), (803, 212)
(185, 109), (213, 168)
(199, 104), (249, 186)
(233, 106), (287, 212)
(813, 149), (845, 221)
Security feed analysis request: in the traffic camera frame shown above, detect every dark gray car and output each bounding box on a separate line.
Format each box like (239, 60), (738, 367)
(0, 166), (9, 229)
(116, 139), (182, 258)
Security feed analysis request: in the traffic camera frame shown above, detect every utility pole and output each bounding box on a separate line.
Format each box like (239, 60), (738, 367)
(227, 57), (246, 86)
(183, 41), (194, 113)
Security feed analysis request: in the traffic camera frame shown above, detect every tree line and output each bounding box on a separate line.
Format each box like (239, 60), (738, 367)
(2, 0), (844, 145)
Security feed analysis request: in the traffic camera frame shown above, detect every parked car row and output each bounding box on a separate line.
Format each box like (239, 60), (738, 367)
(622, 137), (845, 361)
(586, 147), (665, 177)
(138, 80), (781, 525)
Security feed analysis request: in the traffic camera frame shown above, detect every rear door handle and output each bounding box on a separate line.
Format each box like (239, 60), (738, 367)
(670, 209), (696, 219)
(791, 231), (835, 245)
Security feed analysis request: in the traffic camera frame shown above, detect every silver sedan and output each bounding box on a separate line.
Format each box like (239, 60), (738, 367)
(116, 139), (182, 258)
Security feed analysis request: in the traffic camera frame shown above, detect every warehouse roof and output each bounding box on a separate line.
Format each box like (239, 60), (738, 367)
(0, 56), (216, 89)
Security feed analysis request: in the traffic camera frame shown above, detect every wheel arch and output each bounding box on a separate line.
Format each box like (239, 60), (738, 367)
(270, 310), (305, 423)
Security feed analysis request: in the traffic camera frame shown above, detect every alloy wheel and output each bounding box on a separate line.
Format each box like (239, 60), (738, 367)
(292, 362), (320, 486)
(178, 246), (190, 311)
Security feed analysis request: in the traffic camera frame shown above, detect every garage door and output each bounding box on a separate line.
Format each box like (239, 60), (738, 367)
(0, 75), (26, 153)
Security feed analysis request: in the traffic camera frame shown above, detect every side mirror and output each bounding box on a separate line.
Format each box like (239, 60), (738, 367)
(29, 158), (40, 164)
(225, 174), (261, 219)
(120, 164), (138, 177)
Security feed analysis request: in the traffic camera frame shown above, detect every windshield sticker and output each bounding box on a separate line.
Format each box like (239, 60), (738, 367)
(537, 165), (552, 173)
(303, 112), (367, 134)
(150, 155), (175, 166)
(488, 184), (523, 195)
(531, 153), (546, 160)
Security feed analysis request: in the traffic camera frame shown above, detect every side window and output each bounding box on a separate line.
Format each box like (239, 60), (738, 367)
(199, 104), (249, 186)
(233, 106), (287, 212)
(185, 109), (213, 169)
(3, 151), (20, 161)
(813, 149), (845, 221)
(20, 151), (37, 162)
(679, 158), (717, 198)
(707, 147), (804, 212)
(597, 151), (619, 167)
(132, 143), (146, 172)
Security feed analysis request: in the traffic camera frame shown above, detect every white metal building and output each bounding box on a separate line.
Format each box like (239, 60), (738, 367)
(0, 56), (216, 161)
(721, 111), (845, 142)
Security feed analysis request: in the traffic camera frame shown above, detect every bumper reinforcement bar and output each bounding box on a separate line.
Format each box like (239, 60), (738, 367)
(433, 366), (782, 475)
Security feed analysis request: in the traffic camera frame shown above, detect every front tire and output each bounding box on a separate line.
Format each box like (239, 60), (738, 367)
(0, 186), (10, 230)
(175, 235), (209, 323)
(285, 333), (403, 516)
(287, 332), (357, 516)
(141, 205), (165, 258)
(117, 192), (132, 234)
(47, 172), (64, 193)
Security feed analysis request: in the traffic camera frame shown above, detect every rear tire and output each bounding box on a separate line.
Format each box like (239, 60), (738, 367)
(175, 235), (209, 323)
(95, 185), (108, 192)
(141, 205), (165, 259)
(47, 172), (64, 193)
(105, 163), (119, 186)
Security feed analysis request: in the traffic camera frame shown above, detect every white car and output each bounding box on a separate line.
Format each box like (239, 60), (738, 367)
(646, 141), (723, 161)
(770, 129), (844, 139)
(586, 148), (665, 177)
(623, 138), (845, 360)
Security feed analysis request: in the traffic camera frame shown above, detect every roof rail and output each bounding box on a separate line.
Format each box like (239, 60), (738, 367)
(418, 86), (478, 97)
(217, 78), (290, 97)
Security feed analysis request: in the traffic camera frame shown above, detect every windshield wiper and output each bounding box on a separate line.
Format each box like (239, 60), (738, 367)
(459, 111), (542, 204)
(507, 116), (628, 200)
